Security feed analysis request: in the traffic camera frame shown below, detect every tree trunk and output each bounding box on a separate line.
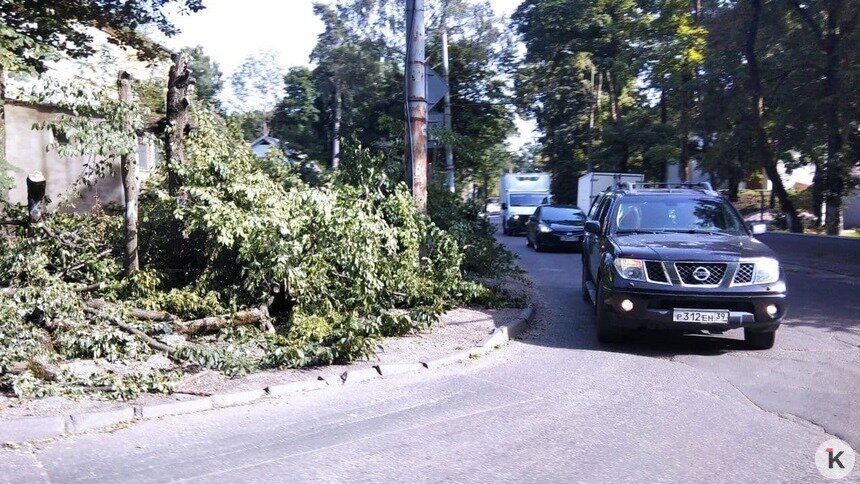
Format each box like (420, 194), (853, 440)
(812, 161), (823, 225)
(26, 172), (46, 225)
(173, 307), (267, 335)
(166, 53), (191, 198)
(165, 53), (193, 273)
(678, 79), (691, 182)
(745, 0), (803, 233)
(117, 72), (139, 276)
(586, 65), (596, 170)
(821, 12), (844, 235)
(788, 1), (850, 235)
(606, 72), (620, 125)
(332, 81), (341, 170)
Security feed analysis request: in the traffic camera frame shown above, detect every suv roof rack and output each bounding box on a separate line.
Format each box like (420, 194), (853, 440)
(612, 181), (717, 195)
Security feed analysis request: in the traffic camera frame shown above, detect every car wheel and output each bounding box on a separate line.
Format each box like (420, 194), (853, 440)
(744, 329), (775, 349)
(595, 278), (623, 344)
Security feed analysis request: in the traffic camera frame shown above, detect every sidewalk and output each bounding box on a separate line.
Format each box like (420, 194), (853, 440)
(0, 304), (536, 444)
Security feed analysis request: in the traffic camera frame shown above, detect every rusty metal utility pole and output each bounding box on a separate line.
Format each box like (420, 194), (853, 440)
(406, 0), (428, 213)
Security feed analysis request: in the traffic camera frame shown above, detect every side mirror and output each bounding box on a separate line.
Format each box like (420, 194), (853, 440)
(501, 203), (508, 210)
(584, 220), (601, 234)
(751, 223), (767, 235)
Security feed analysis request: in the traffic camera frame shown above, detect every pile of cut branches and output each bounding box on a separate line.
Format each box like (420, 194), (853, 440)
(0, 108), (519, 400)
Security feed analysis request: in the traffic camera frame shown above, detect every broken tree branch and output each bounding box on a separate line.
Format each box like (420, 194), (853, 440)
(84, 307), (176, 355)
(85, 299), (177, 322)
(173, 307), (268, 335)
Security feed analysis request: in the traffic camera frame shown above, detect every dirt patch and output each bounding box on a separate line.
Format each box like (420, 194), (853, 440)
(0, 307), (523, 421)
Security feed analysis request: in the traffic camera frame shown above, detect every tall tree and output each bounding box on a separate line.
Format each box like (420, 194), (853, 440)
(230, 50), (285, 137)
(270, 67), (325, 160)
(784, 0), (858, 234)
(743, 0), (802, 232)
(181, 45), (224, 108)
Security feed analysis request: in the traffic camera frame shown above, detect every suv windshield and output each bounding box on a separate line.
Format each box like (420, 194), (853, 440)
(510, 194), (550, 206)
(542, 207), (585, 225)
(614, 196), (747, 235)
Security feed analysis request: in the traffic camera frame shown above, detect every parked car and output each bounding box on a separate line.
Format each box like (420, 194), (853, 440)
(526, 205), (586, 252)
(581, 182), (786, 349)
(485, 196), (501, 214)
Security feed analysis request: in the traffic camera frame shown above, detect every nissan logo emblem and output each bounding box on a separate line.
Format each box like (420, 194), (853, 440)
(692, 266), (712, 281)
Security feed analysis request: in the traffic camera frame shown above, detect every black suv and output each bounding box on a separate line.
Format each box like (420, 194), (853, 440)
(581, 183), (786, 349)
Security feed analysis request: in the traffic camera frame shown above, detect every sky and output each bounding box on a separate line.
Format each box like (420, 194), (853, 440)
(163, 0), (537, 149)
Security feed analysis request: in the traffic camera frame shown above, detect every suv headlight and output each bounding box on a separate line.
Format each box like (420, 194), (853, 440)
(754, 258), (780, 284)
(538, 223), (552, 233)
(614, 258), (646, 281)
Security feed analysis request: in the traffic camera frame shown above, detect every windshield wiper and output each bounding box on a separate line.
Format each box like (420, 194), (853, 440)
(615, 229), (667, 235)
(662, 229), (735, 236)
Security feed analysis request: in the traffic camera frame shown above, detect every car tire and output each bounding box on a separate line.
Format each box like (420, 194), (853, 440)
(595, 278), (623, 344)
(744, 329), (776, 349)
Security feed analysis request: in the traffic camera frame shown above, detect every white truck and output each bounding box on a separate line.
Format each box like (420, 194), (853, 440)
(577, 172), (645, 213)
(500, 172), (552, 235)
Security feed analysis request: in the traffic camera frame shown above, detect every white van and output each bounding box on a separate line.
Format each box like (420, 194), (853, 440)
(500, 173), (552, 235)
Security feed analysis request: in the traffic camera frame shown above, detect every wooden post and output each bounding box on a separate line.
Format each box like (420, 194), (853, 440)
(118, 71), (139, 276)
(406, 0), (428, 213)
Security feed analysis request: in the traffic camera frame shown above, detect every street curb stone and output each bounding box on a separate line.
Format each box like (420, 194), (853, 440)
(211, 389), (267, 409)
(0, 416), (66, 443)
(421, 349), (476, 369)
(0, 304), (536, 444)
(266, 379), (328, 397)
(136, 397), (213, 420)
(375, 362), (425, 377)
(341, 368), (382, 385)
(67, 407), (135, 433)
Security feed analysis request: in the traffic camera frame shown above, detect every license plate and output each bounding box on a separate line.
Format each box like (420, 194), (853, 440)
(560, 235), (581, 242)
(672, 309), (729, 324)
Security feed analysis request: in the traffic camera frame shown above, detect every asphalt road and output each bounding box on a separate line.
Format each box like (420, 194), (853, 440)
(1, 223), (857, 483)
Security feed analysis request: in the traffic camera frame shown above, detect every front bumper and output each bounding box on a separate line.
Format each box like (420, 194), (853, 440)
(505, 216), (528, 232)
(602, 287), (786, 333)
(536, 231), (584, 247)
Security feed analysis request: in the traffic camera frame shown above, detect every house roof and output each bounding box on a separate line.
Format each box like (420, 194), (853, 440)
(250, 136), (281, 147)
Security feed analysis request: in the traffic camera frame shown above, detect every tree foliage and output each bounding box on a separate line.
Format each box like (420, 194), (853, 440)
(0, 0), (204, 73)
(181, 45), (223, 108)
(267, 0), (515, 193)
(511, 0), (858, 231)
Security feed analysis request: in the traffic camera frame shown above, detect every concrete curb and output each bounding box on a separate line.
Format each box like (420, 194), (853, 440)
(0, 304), (536, 445)
(67, 408), (135, 433)
(136, 397), (213, 420)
